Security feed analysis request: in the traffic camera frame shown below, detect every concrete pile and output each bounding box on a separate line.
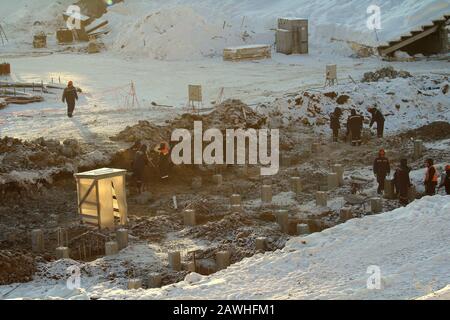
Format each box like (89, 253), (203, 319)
(362, 66), (412, 82)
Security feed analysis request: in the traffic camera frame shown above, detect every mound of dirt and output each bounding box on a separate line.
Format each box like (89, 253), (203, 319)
(0, 250), (36, 285)
(398, 121), (450, 141)
(110, 121), (171, 145)
(362, 66), (412, 83)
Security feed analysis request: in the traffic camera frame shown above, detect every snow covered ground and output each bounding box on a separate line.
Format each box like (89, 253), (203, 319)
(0, 195), (448, 300)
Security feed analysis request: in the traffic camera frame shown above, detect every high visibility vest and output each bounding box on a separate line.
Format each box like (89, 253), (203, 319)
(425, 166), (438, 183)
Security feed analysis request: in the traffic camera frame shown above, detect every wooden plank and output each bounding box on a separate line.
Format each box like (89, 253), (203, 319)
(380, 25), (439, 56)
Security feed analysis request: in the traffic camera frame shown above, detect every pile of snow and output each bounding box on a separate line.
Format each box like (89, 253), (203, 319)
(3, 0), (449, 59)
(1, 195), (449, 299)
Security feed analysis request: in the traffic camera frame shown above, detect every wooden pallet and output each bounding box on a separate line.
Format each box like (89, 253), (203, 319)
(223, 45), (271, 61)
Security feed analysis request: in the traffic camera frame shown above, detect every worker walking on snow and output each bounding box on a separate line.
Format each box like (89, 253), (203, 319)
(393, 158), (412, 206)
(157, 142), (171, 180)
(330, 107), (342, 142)
(438, 165), (450, 195)
(346, 109), (363, 146)
(424, 159), (439, 196)
(368, 106), (385, 138)
(62, 81), (78, 118)
(373, 149), (391, 195)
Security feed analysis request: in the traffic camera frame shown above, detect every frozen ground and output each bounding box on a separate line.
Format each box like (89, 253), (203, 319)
(0, 195), (448, 300)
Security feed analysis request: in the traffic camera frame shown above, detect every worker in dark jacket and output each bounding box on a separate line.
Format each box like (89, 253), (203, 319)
(346, 109), (363, 146)
(62, 81), (78, 118)
(330, 107), (342, 142)
(368, 107), (385, 138)
(424, 159), (438, 196)
(158, 142), (171, 180)
(438, 165), (450, 195)
(393, 159), (412, 206)
(373, 149), (391, 194)
(133, 144), (149, 194)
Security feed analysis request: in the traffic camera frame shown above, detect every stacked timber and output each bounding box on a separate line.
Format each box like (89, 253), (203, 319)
(223, 45), (271, 61)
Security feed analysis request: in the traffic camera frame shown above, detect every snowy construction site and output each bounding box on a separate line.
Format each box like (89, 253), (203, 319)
(0, 0), (449, 301)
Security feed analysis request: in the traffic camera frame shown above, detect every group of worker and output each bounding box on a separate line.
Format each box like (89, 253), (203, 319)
(131, 141), (171, 194)
(373, 149), (450, 206)
(330, 106), (385, 145)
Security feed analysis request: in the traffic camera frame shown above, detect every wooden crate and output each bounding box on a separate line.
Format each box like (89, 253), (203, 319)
(277, 18), (309, 54)
(223, 45), (271, 61)
(276, 29), (293, 54)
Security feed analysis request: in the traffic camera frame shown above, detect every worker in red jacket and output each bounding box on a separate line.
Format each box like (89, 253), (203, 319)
(424, 159), (439, 196)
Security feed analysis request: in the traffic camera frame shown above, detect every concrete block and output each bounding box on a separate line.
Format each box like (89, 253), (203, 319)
(212, 174), (223, 186)
(230, 194), (241, 206)
(55, 247), (70, 259)
(261, 185), (272, 204)
(370, 197), (382, 214)
(339, 207), (353, 222)
(183, 209), (196, 226)
(192, 177), (202, 189)
(332, 164), (344, 186)
(148, 273), (162, 288)
(216, 251), (231, 271)
(327, 173), (339, 190)
(311, 143), (320, 153)
(116, 229), (128, 250)
(255, 237), (267, 251)
(31, 229), (44, 253)
(316, 191), (328, 207)
(276, 210), (289, 233)
(297, 223), (310, 235)
(127, 279), (142, 290)
(384, 178), (395, 200)
(168, 251), (182, 271)
(290, 177), (303, 194)
(105, 241), (119, 256)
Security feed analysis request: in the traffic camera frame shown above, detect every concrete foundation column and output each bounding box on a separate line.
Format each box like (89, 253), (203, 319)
(192, 177), (202, 189)
(384, 178), (395, 200)
(311, 143), (320, 153)
(230, 194), (241, 206)
(327, 173), (339, 190)
(216, 251), (231, 271)
(339, 207), (353, 222)
(370, 197), (382, 214)
(297, 223), (310, 235)
(127, 279), (142, 290)
(255, 237), (267, 251)
(55, 247), (70, 259)
(168, 251), (182, 271)
(316, 191), (328, 207)
(31, 229), (44, 253)
(213, 174), (223, 186)
(332, 164), (344, 186)
(290, 177), (303, 194)
(105, 241), (119, 256)
(261, 185), (272, 204)
(183, 209), (196, 226)
(116, 229), (129, 250)
(276, 210), (289, 233)
(414, 140), (423, 159)
(148, 273), (162, 288)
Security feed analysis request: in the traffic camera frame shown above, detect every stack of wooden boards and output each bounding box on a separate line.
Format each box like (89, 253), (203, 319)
(223, 45), (271, 61)
(276, 18), (309, 55)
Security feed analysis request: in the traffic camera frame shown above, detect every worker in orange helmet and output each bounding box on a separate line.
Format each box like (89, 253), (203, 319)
(62, 81), (78, 118)
(373, 148), (391, 195)
(424, 159), (439, 196)
(438, 165), (450, 195)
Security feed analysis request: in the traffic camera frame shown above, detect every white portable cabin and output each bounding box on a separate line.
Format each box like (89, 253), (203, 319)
(74, 168), (128, 230)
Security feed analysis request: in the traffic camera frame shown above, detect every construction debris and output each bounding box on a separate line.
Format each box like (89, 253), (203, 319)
(362, 66), (412, 82)
(223, 45), (271, 61)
